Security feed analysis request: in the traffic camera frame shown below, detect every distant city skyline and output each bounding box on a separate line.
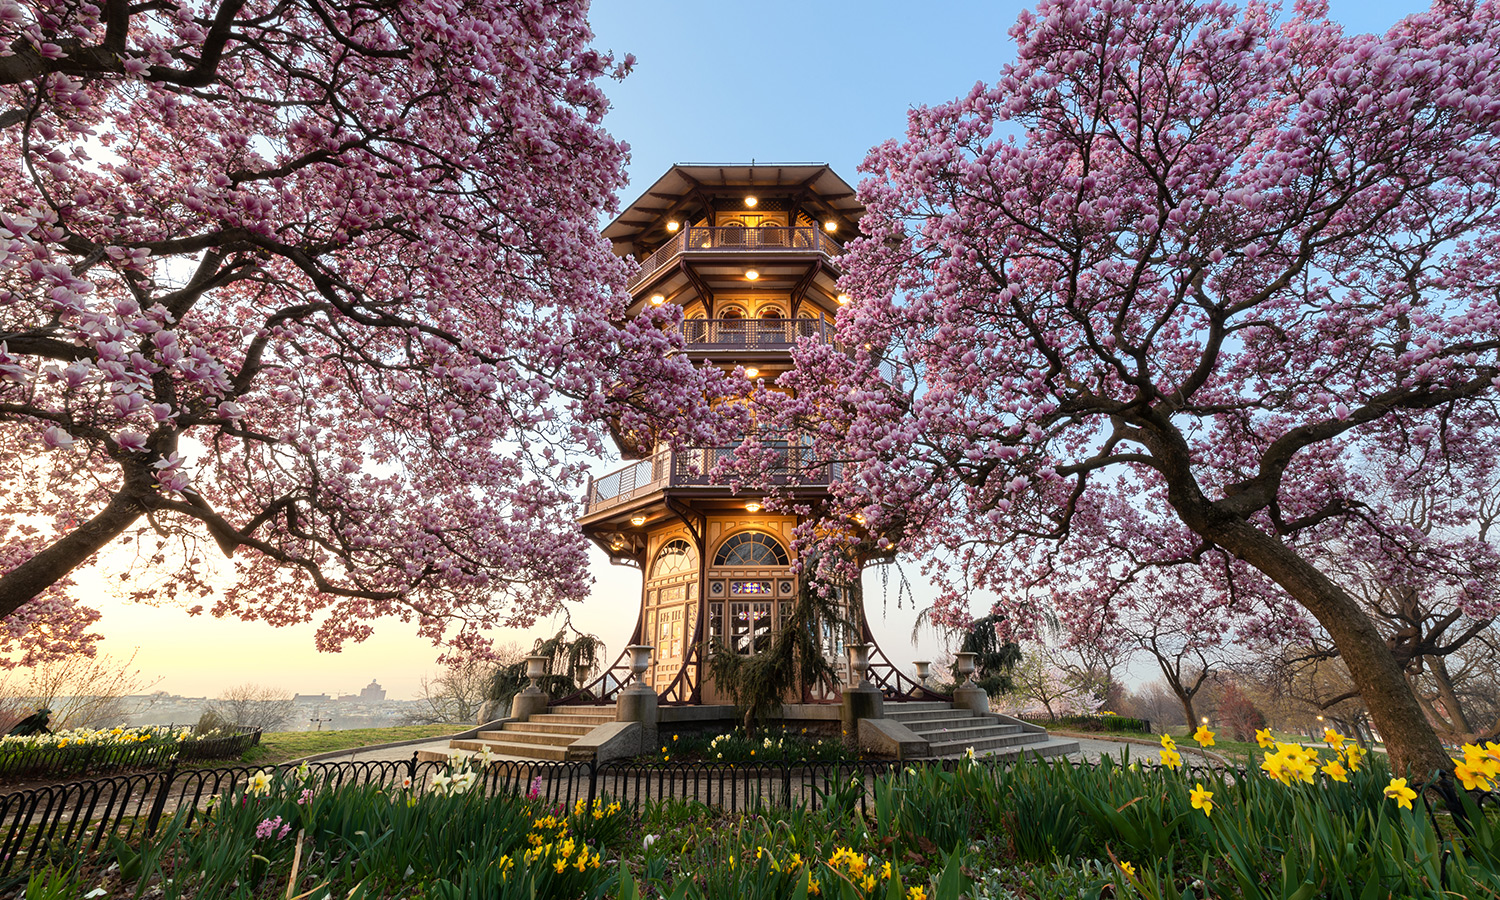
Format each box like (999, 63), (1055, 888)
(60, 0), (1431, 702)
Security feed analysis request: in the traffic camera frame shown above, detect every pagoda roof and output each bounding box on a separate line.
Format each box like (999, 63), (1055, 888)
(604, 163), (863, 248)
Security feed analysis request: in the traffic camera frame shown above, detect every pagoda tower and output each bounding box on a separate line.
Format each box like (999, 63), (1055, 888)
(565, 163), (930, 707)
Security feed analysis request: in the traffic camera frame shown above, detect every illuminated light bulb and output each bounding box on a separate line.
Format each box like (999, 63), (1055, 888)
(745, 500), (762, 513)
(666, 220), (680, 232)
(824, 220), (837, 232)
(837, 294), (850, 305)
(745, 269), (759, 281)
(743, 367), (760, 378)
(630, 514), (647, 526)
(649, 294), (666, 306)
(745, 196), (758, 208)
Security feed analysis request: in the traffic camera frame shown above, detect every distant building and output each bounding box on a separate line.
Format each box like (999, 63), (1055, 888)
(294, 693), (331, 703)
(359, 679), (386, 703)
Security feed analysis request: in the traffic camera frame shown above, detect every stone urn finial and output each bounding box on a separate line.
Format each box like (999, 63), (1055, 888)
(625, 644), (654, 685)
(847, 643), (872, 689)
(524, 654), (550, 693)
(955, 651), (978, 687)
(913, 660), (931, 688)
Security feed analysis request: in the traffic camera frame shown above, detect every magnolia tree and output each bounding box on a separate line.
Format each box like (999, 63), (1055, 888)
(775, 0), (1500, 775)
(0, 0), (719, 660)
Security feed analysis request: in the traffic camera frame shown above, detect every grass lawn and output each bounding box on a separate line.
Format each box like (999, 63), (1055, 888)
(233, 724), (457, 766)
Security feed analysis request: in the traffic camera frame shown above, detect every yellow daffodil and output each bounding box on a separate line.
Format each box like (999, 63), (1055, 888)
(1454, 760), (1495, 792)
(247, 769), (273, 797)
(1322, 727), (1346, 749)
(1255, 728), (1275, 749)
(908, 888), (927, 900)
(1384, 777), (1417, 810)
(1321, 760), (1348, 782)
(1193, 724), (1215, 747)
(1120, 861), (1137, 878)
(1344, 744), (1367, 772)
(1160, 747), (1183, 770)
(1261, 753), (1291, 785)
(1160, 733), (1177, 750)
(1189, 783), (1214, 817)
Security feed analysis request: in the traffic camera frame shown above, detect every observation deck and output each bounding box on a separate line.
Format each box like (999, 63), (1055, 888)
(628, 226), (844, 292)
(582, 445), (837, 521)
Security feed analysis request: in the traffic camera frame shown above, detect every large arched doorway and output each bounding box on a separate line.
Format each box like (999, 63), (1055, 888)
(645, 537), (698, 689)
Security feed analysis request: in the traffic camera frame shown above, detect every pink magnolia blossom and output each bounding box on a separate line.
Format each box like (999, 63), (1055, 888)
(0, 0), (719, 660)
(761, 0), (1500, 776)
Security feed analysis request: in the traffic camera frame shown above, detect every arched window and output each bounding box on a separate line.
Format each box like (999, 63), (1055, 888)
(758, 306), (784, 319)
(714, 532), (790, 568)
(652, 539), (697, 578)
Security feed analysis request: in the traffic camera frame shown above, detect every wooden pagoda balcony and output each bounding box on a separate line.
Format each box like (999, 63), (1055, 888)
(583, 445), (839, 517)
(627, 226), (844, 292)
(681, 317), (832, 350)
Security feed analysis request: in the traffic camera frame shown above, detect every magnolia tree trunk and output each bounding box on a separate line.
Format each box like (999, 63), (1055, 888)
(1176, 695), (1198, 735)
(1206, 519), (1452, 777)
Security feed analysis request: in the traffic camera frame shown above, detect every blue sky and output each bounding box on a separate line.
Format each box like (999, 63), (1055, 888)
(590, 0), (1429, 207)
(82, 0), (1436, 702)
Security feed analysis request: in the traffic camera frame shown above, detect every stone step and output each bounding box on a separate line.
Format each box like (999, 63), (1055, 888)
(529, 711), (615, 726)
(906, 724), (1023, 744)
(494, 721), (596, 736)
(474, 730), (577, 748)
(900, 715), (1005, 732)
(883, 701), (953, 712)
(887, 708), (977, 724)
(928, 731), (1052, 756)
(986, 737), (1079, 761)
(445, 739), (569, 761)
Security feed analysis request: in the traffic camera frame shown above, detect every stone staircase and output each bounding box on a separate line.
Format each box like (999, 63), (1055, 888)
(417, 701), (1077, 765)
(418, 707), (616, 763)
(885, 701), (1078, 759)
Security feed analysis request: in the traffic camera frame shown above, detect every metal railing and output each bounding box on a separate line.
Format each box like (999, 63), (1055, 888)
(628, 226), (844, 291)
(585, 445), (838, 515)
(0, 754), (1097, 879)
(0, 757), (430, 880)
(681, 317), (831, 349)
(12, 752), (1481, 882)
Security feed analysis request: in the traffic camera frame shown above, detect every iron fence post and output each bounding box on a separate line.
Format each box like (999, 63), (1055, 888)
(145, 760), (178, 838)
(587, 759), (598, 810)
(408, 751), (418, 784)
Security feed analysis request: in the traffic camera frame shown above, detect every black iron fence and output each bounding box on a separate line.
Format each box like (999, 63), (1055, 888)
(0, 755), (939, 880)
(4, 753), (1496, 885)
(0, 726), (262, 783)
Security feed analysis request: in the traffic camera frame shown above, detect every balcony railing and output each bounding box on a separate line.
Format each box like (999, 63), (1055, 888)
(584, 445), (839, 516)
(681, 317), (831, 349)
(627, 226), (844, 291)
